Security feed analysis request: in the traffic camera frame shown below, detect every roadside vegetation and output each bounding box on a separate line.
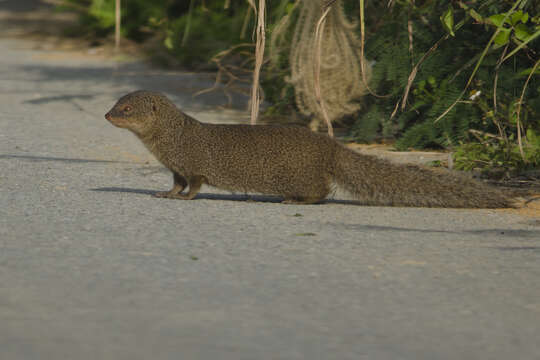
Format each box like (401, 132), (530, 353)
(58, 0), (539, 177)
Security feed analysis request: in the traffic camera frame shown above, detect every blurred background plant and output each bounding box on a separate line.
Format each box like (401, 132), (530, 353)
(57, 0), (540, 176)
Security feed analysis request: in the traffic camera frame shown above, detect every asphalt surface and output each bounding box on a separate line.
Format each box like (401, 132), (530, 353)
(1, 4), (540, 360)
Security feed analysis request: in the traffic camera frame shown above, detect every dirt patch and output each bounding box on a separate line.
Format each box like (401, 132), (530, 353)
(501, 198), (540, 218)
(347, 143), (449, 166)
(0, 3), (145, 60)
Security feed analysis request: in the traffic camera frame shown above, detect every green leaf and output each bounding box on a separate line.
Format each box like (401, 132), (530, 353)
(493, 28), (511, 45)
(502, 28), (540, 61)
(489, 14), (506, 27)
(526, 129), (538, 144)
(514, 23), (532, 41)
(286, 3), (295, 13)
(510, 10), (524, 26)
(519, 66), (540, 76)
(440, 7), (455, 36)
(164, 36), (173, 50)
(521, 12), (529, 24)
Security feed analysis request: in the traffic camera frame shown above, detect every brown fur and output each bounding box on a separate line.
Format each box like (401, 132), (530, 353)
(105, 90), (516, 208)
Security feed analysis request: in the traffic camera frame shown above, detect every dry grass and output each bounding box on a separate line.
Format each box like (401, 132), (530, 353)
(249, 0), (266, 125)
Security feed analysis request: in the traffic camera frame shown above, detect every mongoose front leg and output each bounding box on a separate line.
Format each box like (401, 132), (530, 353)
(154, 173), (188, 198)
(175, 175), (205, 200)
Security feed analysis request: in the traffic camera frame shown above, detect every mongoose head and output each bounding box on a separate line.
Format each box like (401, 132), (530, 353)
(105, 90), (173, 136)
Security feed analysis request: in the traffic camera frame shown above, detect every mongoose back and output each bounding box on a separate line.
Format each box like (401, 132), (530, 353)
(105, 90), (515, 208)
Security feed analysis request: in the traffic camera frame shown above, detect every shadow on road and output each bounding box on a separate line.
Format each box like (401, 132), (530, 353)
(90, 187), (540, 238)
(0, 0), (77, 37)
(92, 187), (285, 204)
(17, 63), (243, 109)
(23, 94), (96, 105)
(91, 186), (381, 207)
(0, 154), (124, 164)
(0, 0), (51, 13)
(330, 223), (540, 238)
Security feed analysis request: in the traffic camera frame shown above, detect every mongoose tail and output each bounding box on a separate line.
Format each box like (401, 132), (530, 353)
(333, 144), (516, 208)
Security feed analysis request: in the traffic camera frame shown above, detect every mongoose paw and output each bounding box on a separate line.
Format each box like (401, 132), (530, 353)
(154, 191), (178, 199)
(154, 191), (197, 200)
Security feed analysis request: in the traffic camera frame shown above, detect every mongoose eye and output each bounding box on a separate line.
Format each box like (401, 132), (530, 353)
(123, 105), (132, 113)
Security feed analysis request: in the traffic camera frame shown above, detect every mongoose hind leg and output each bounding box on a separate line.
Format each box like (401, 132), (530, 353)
(155, 175), (205, 200)
(154, 172), (188, 198)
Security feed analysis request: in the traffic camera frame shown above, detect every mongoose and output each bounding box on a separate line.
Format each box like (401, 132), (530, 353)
(104, 90), (516, 208)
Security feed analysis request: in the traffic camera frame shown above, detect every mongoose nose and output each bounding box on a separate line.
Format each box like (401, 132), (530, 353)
(105, 112), (111, 121)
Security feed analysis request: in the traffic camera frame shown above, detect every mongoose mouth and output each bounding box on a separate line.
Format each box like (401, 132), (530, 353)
(105, 112), (128, 128)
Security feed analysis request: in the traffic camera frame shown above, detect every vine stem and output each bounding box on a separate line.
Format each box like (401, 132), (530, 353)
(515, 59), (540, 162)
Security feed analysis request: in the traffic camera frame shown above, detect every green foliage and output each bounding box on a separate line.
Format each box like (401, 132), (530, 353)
(453, 130), (540, 173)
(166, 7), (246, 67)
(349, 107), (383, 143)
(261, 78), (296, 118)
(354, 0), (540, 161)
(88, 0), (115, 29)
(63, 0), (172, 39)
(62, 0), (248, 65)
(395, 78), (489, 149)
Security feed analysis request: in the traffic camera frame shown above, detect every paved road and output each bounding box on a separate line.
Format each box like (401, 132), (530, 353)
(1, 5), (540, 360)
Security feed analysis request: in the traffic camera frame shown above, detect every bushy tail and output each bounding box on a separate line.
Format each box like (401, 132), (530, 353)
(332, 145), (516, 208)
